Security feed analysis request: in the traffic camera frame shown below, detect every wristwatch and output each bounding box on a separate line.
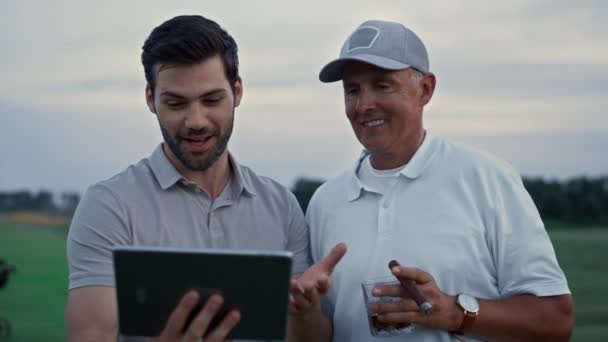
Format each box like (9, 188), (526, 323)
(452, 294), (479, 337)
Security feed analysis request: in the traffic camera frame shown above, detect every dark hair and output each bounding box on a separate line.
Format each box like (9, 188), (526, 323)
(141, 15), (239, 93)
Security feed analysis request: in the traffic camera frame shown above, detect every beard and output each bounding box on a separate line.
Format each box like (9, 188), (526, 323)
(158, 111), (234, 172)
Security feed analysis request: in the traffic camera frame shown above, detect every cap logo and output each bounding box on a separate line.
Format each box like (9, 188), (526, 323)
(346, 26), (380, 53)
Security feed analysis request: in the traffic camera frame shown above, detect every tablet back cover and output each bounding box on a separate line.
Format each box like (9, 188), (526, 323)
(113, 247), (293, 340)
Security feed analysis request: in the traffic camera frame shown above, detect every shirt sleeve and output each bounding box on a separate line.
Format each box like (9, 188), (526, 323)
(490, 167), (570, 298)
(286, 191), (312, 275)
(305, 190), (323, 264)
(66, 183), (131, 290)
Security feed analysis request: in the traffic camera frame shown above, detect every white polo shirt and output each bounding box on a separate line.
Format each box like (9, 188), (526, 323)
(307, 132), (570, 342)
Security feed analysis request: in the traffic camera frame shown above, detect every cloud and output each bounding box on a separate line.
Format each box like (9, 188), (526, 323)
(436, 63), (608, 98)
(451, 131), (608, 180)
(1, 0), (607, 192)
(0, 98), (160, 192)
(40, 78), (143, 93)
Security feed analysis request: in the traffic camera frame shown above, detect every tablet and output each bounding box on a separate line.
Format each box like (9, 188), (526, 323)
(113, 246), (293, 340)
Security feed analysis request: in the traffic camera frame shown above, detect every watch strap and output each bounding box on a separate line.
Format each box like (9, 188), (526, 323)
(454, 310), (477, 335)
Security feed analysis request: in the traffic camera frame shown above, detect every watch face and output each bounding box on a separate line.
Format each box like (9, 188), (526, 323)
(458, 294), (479, 312)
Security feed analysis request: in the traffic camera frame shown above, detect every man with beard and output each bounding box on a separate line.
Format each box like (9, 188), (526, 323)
(65, 15), (344, 342)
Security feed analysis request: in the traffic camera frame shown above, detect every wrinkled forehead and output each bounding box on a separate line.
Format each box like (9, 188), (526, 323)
(153, 57), (233, 97)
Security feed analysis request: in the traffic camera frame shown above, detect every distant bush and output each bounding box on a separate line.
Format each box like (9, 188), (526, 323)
(523, 176), (608, 225)
(2, 175), (607, 226)
(291, 178), (325, 213)
(0, 190), (80, 215)
(291, 176), (608, 226)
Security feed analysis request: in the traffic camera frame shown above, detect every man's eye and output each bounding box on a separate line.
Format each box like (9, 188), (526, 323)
(344, 88), (358, 96)
(166, 102), (186, 109)
(376, 83), (391, 91)
(204, 96), (224, 105)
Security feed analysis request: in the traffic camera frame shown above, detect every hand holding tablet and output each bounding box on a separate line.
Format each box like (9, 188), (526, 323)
(151, 290), (241, 342)
(113, 246), (293, 340)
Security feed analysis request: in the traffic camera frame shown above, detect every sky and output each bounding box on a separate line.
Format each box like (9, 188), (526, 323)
(1, 0), (607, 193)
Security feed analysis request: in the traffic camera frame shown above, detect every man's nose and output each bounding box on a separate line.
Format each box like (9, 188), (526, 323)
(355, 88), (376, 114)
(185, 103), (211, 130)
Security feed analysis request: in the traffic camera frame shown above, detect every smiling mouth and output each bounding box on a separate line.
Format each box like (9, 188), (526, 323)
(363, 119), (385, 127)
(182, 135), (214, 152)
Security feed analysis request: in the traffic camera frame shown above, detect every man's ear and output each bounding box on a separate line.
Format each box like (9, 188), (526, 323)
(420, 73), (436, 107)
(233, 76), (243, 107)
(145, 84), (156, 114)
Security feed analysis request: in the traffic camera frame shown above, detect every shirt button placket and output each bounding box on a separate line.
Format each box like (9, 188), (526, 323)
(209, 207), (223, 248)
(378, 190), (393, 238)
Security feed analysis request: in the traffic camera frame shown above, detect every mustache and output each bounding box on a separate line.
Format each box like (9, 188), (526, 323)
(178, 128), (218, 139)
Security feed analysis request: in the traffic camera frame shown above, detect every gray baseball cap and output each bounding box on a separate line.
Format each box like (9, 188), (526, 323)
(319, 20), (430, 83)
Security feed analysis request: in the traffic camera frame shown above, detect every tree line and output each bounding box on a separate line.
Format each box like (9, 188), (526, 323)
(291, 176), (608, 226)
(0, 190), (80, 216)
(1, 175), (607, 226)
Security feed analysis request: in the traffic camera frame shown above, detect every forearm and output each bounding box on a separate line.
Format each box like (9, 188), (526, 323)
(66, 287), (119, 342)
(286, 307), (332, 342)
(67, 328), (116, 342)
(466, 294), (573, 342)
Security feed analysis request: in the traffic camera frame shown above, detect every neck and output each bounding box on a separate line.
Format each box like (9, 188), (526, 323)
(163, 144), (232, 199)
(370, 130), (426, 170)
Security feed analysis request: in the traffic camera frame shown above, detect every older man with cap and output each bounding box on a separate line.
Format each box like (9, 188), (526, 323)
(306, 20), (573, 341)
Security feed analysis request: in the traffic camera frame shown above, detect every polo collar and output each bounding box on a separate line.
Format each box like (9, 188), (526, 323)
(149, 144), (256, 198)
(228, 153), (257, 198)
(345, 131), (437, 202)
(149, 144), (182, 190)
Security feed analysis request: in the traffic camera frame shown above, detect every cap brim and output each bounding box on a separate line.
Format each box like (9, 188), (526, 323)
(319, 54), (411, 83)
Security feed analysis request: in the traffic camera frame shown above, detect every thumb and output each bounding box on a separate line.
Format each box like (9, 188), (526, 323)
(316, 274), (331, 294)
(318, 243), (347, 274)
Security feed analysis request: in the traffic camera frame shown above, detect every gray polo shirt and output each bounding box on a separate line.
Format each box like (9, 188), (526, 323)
(67, 144), (310, 340)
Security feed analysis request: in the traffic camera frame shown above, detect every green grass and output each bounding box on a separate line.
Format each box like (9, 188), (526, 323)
(0, 223), (69, 341)
(0, 222), (607, 341)
(550, 228), (608, 341)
